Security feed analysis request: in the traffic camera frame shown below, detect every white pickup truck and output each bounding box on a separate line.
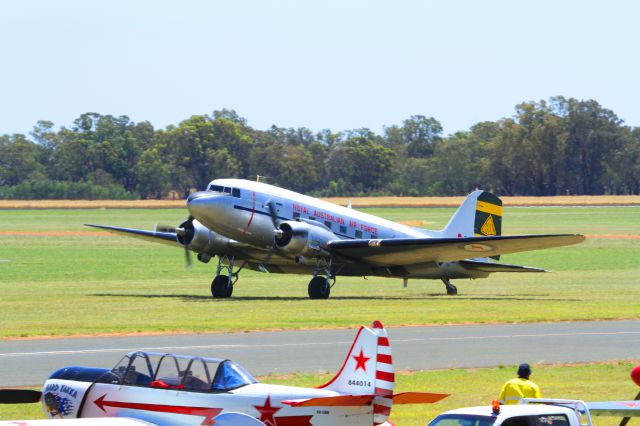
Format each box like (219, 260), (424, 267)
(427, 398), (640, 426)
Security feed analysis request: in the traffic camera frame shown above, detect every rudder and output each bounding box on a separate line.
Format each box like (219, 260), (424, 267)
(442, 190), (503, 240)
(318, 321), (395, 425)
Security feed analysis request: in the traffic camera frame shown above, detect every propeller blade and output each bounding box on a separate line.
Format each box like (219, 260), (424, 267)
(265, 200), (279, 229)
(185, 244), (193, 268)
(0, 389), (42, 404)
(181, 215), (194, 268)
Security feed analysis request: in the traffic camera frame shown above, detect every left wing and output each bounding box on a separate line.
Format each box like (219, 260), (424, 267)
(328, 234), (585, 266)
(86, 224), (180, 247)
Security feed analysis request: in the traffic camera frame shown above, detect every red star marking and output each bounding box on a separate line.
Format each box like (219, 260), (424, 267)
(352, 347), (371, 372)
(253, 395), (281, 426)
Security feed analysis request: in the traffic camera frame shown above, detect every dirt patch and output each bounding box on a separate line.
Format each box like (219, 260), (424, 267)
(585, 234), (640, 240)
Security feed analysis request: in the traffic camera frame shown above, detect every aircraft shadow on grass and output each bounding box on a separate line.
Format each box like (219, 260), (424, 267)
(90, 293), (581, 302)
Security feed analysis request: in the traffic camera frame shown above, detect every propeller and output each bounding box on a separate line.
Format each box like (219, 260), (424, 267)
(0, 389), (42, 404)
(260, 200), (283, 270)
(156, 216), (195, 267)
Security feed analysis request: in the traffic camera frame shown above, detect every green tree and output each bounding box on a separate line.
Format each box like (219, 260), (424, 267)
(328, 136), (396, 194)
(0, 134), (46, 186)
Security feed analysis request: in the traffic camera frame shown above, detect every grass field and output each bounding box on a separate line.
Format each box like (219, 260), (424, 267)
(2, 362), (639, 424)
(0, 206), (638, 338)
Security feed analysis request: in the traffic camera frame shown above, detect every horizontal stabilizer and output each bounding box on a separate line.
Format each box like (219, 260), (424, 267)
(392, 392), (450, 404)
(282, 395), (375, 407)
(459, 260), (547, 273)
(328, 234), (585, 266)
(282, 392), (449, 407)
(85, 224), (179, 247)
(587, 401), (640, 417)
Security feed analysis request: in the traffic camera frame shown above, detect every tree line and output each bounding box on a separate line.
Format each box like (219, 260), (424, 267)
(1, 96), (639, 199)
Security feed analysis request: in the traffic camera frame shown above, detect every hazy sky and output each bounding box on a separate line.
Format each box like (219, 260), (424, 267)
(1, 0), (639, 136)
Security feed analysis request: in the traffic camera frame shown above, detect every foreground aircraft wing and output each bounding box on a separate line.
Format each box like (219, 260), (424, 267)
(85, 224), (180, 247)
(328, 234), (585, 266)
(586, 401), (640, 417)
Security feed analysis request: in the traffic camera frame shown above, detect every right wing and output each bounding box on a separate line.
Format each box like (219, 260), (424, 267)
(328, 234), (585, 266)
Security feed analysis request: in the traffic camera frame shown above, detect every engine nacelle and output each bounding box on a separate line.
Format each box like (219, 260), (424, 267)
(177, 219), (230, 255)
(275, 220), (337, 257)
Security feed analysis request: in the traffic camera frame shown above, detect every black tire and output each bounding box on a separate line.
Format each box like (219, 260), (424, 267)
(308, 276), (330, 299)
(445, 283), (458, 296)
(211, 275), (233, 298)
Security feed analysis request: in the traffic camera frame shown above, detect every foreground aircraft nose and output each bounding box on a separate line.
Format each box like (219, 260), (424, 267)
(186, 191), (226, 224)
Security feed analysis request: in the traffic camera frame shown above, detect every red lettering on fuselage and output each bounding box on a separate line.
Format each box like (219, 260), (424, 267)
(292, 203), (309, 214)
(360, 223), (378, 234)
(313, 210), (345, 225)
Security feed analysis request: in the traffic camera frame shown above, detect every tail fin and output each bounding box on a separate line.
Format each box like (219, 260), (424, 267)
(319, 321), (394, 424)
(442, 190), (503, 239)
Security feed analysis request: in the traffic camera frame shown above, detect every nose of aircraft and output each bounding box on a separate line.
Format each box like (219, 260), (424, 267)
(186, 191), (225, 224)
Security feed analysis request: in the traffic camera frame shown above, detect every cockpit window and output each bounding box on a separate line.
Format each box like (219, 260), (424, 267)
(212, 360), (257, 391)
(207, 184), (239, 197)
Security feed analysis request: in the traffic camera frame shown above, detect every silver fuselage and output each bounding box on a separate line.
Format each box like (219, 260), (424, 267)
(185, 179), (486, 279)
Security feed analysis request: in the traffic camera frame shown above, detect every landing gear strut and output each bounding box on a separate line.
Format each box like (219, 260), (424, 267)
(442, 277), (457, 295)
(308, 258), (334, 299)
(210, 255), (241, 299)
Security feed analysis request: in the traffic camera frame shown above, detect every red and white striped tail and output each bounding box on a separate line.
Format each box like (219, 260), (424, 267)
(372, 320), (394, 425)
(317, 320), (395, 425)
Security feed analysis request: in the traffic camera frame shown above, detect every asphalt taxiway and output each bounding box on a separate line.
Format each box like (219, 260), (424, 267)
(1, 320), (639, 387)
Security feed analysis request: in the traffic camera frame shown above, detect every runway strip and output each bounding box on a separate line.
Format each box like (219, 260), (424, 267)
(1, 320), (639, 387)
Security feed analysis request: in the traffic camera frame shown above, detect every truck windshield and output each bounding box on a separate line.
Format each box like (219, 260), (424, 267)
(429, 414), (497, 426)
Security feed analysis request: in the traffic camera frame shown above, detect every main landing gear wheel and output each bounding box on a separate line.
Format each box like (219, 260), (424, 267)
(442, 277), (457, 296)
(308, 276), (330, 299)
(211, 275), (233, 298)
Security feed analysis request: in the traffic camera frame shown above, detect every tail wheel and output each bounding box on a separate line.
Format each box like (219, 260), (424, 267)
(308, 276), (330, 299)
(211, 275), (233, 298)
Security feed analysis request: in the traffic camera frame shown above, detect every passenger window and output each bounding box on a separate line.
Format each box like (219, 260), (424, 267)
(223, 187), (231, 194)
(324, 221), (332, 229)
(339, 225), (347, 234)
(209, 185), (224, 193)
(293, 212), (300, 219)
(371, 234), (378, 239)
(232, 188), (241, 198)
(355, 230), (363, 238)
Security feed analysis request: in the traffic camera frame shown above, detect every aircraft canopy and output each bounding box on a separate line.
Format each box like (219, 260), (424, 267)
(109, 351), (257, 392)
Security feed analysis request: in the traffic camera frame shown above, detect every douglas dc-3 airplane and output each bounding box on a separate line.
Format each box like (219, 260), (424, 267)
(0, 321), (449, 425)
(87, 179), (584, 298)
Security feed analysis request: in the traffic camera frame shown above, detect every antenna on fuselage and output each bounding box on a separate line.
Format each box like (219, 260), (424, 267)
(347, 199), (353, 209)
(257, 175), (268, 182)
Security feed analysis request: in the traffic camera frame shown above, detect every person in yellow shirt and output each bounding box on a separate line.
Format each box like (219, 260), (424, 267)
(499, 363), (541, 405)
